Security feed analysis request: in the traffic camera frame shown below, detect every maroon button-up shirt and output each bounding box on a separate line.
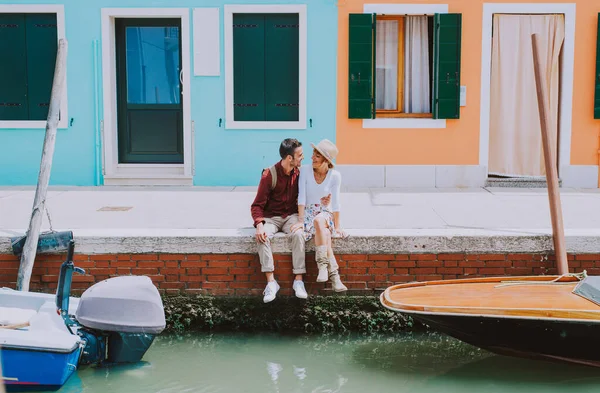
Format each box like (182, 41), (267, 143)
(250, 161), (299, 228)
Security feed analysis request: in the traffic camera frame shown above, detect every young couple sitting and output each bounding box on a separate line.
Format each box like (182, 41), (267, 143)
(250, 138), (348, 303)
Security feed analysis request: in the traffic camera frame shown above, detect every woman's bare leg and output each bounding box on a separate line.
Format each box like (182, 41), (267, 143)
(314, 216), (329, 247)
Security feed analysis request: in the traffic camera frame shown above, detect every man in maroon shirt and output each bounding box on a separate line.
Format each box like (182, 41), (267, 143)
(251, 138), (328, 303)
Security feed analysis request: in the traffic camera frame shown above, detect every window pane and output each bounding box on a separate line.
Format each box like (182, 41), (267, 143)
(376, 20), (399, 111)
(126, 26), (180, 104)
(404, 16), (431, 114)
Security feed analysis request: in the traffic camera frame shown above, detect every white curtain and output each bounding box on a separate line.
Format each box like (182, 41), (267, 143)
(375, 20), (399, 110)
(404, 16), (430, 113)
(488, 14), (564, 178)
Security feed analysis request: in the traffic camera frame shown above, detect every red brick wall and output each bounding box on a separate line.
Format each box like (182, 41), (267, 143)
(1, 253), (597, 296)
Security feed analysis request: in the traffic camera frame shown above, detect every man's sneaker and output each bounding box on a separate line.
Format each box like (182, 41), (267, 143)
(316, 267), (329, 282)
(330, 273), (348, 292)
(263, 281), (280, 303)
(293, 280), (308, 299)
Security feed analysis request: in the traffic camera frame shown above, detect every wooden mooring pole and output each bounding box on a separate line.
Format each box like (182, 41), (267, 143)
(17, 39), (68, 291)
(531, 33), (568, 275)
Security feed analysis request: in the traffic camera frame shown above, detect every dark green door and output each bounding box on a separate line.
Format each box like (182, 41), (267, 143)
(115, 18), (183, 164)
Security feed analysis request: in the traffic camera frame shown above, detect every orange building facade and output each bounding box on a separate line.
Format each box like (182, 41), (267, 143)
(335, 1), (600, 188)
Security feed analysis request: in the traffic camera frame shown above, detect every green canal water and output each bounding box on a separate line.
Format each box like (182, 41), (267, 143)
(50, 332), (600, 393)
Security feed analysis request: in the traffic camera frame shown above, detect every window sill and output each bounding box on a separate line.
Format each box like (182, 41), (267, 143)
(375, 112), (433, 119)
(362, 118), (446, 129)
(0, 120), (68, 130)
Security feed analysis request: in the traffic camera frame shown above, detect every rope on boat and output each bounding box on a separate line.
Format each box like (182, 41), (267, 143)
(495, 270), (588, 288)
(0, 322), (30, 330)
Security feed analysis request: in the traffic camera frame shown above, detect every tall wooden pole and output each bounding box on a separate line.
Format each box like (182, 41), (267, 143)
(17, 39), (68, 291)
(531, 33), (568, 275)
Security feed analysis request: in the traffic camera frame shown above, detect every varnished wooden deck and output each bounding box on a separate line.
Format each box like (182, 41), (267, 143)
(381, 276), (600, 321)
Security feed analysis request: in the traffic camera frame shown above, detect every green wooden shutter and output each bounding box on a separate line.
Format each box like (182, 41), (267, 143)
(265, 14), (299, 122)
(594, 13), (600, 119)
(25, 13), (58, 121)
(233, 14), (266, 121)
(0, 14), (28, 121)
(432, 13), (462, 119)
(348, 13), (375, 119)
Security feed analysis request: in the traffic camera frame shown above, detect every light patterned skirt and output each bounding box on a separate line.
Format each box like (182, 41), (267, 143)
(303, 204), (334, 241)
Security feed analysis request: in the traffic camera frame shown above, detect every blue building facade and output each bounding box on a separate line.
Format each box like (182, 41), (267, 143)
(0, 1), (338, 186)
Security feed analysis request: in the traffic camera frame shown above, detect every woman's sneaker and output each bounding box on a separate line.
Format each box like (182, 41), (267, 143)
(263, 281), (280, 303)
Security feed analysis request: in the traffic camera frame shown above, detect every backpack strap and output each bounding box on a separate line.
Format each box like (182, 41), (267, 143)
(269, 165), (277, 190)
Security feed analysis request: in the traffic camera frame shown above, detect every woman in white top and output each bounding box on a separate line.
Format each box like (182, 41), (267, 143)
(297, 139), (348, 292)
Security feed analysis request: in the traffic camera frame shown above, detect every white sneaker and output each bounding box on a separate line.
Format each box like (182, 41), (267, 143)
(316, 267), (329, 282)
(263, 281), (280, 303)
(293, 280), (308, 299)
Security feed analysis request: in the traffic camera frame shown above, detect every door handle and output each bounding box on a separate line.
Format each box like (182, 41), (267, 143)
(180, 69), (184, 95)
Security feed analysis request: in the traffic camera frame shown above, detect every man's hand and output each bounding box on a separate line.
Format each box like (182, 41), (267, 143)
(321, 193), (331, 206)
(255, 222), (268, 243)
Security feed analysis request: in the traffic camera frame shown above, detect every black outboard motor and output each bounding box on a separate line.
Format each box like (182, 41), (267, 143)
(56, 240), (166, 366)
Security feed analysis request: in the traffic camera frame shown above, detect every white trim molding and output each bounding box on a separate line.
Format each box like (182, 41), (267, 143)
(100, 8), (193, 186)
(337, 164), (487, 188)
(362, 4), (448, 130)
(560, 165), (599, 188)
(479, 3), (576, 177)
(193, 8), (220, 76)
(363, 118), (446, 129)
(0, 4), (68, 129)
(363, 3), (449, 15)
(224, 4), (307, 130)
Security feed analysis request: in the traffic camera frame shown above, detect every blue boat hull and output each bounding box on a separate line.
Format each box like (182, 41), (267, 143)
(1, 345), (82, 391)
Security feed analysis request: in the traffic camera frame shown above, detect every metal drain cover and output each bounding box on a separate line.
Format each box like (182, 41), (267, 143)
(97, 206), (133, 212)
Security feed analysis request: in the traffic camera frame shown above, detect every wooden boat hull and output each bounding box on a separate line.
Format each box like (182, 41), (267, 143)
(410, 312), (600, 368)
(381, 275), (600, 368)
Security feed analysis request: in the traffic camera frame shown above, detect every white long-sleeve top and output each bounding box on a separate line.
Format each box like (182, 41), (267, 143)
(298, 165), (342, 212)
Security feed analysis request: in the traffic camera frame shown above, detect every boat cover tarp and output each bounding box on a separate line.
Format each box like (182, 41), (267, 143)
(573, 276), (600, 306)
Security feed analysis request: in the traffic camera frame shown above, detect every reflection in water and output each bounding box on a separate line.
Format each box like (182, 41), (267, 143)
(32, 332), (600, 393)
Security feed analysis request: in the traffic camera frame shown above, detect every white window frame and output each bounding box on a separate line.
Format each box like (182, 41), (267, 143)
(479, 3), (575, 175)
(100, 8), (193, 185)
(0, 4), (68, 129)
(224, 4), (307, 130)
(362, 3), (447, 129)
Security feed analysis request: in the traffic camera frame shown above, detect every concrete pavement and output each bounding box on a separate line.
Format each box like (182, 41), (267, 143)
(2, 186), (600, 254)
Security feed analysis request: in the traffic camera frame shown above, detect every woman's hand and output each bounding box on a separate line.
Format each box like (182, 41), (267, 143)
(333, 228), (349, 239)
(320, 194), (331, 206)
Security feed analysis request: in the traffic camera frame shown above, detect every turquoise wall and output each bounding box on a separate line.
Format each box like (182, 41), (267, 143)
(0, 0), (338, 186)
